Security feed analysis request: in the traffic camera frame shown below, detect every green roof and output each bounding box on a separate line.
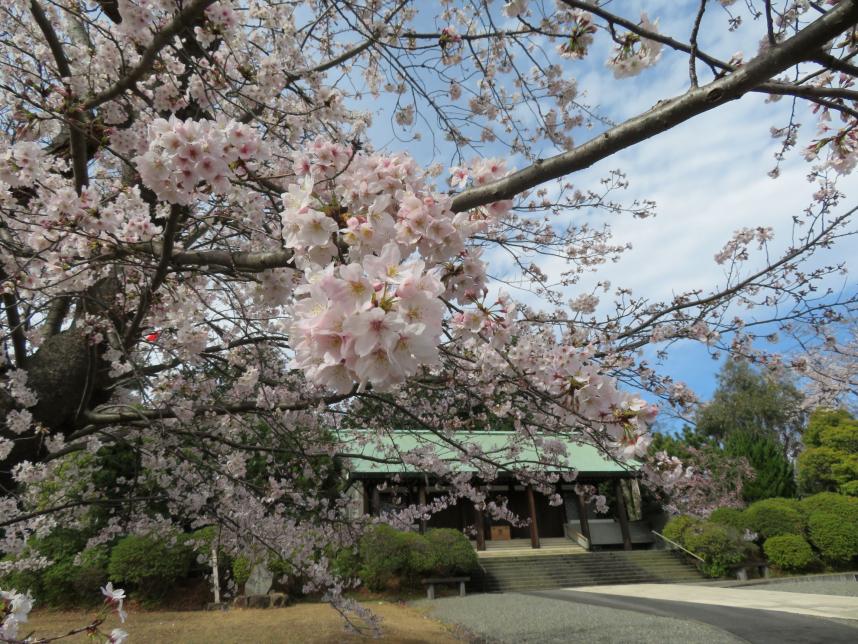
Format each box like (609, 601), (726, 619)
(336, 430), (637, 477)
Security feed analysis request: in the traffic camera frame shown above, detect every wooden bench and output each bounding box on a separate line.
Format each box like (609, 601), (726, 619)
(421, 576), (470, 600)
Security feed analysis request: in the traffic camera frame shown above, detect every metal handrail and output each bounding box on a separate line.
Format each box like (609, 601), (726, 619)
(651, 530), (705, 563)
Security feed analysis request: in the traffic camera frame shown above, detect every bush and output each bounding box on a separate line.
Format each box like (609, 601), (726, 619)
(683, 522), (746, 578)
(744, 498), (804, 539)
(763, 534), (815, 572)
(40, 547), (110, 607)
(841, 481), (858, 497)
(354, 526), (478, 591)
(231, 554), (252, 588)
(797, 492), (858, 520)
(709, 508), (749, 533)
(807, 512), (858, 565)
(108, 534), (192, 600)
(425, 529), (478, 576)
(662, 515), (700, 546)
(358, 525), (413, 591)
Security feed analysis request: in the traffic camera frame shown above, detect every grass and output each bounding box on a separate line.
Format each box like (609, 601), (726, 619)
(24, 602), (461, 643)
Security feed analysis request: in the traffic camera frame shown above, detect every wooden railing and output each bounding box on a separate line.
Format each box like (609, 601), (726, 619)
(651, 530), (705, 563)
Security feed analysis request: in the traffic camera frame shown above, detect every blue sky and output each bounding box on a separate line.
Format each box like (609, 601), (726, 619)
(346, 1), (858, 426)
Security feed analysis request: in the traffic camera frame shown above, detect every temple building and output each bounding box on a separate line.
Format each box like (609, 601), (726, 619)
(340, 430), (655, 551)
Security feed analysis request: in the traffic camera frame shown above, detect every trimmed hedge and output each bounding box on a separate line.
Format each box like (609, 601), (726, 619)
(763, 535), (814, 572)
(662, 515), (700, 545)
(682, 522), (746, 578)
(797, 492), (858, 520)
(355, 525), (477, 592)
(807, 512), (858, 564)
(744, 498), (804, 539)
(709, 508), (749, 533)
(425, 529), (479, 576)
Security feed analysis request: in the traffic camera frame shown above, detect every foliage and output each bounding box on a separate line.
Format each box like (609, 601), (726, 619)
(231, 555), (253, 589)
(662, 515), (700, 545)
(108, 535), (193, 601)
(708, 507), (750, 533)
(724, 432), (796, 502)
(696, 360), (805, 455)
(796, 492), (858, 521)
(424, 529), (479, 577)
(355, 525), (476, 592)
(682, 522), (747, 578)
(763, 535), (815, 573)
(744, 498), (804, 539)
(806, 512), (858, 565)
(358, 525), (415, 592)
(798, 409), (858, 495)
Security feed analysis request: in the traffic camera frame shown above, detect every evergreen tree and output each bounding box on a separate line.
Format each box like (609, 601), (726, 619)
(695, 360), (805, 457)
(690, 360), (803, 501)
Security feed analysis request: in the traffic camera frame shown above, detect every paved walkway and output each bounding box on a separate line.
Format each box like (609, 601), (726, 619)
(572, 582), (858, 621)
(530, 587), (858, 644)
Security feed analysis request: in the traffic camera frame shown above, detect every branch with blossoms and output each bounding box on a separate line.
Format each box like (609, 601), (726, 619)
(0, 583), (128, 644)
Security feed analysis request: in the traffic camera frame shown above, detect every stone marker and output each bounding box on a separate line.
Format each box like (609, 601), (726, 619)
(247, 594), (271, 609)
(245, 561), (274, 596)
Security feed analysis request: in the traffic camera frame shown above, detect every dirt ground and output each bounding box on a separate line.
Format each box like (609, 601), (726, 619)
(24, 602), (463, 643)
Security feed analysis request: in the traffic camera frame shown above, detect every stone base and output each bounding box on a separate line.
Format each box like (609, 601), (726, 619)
(206, 602), (229, 611)
(232, 593), (290, 609)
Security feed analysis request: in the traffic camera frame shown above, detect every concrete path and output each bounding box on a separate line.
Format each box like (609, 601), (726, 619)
(531, 588), (858, 644)
(572, 582), (858, 621)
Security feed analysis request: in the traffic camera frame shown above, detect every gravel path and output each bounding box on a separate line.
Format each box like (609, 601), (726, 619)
(416, 593), (741, 644)
(746, 580), (858, 597)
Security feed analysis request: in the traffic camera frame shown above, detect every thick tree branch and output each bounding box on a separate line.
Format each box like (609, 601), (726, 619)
(29, 0), (88, 192)
(107, 242), (293, 273)
(81, 0), (217, 111)
(452, 0), (858, 213)
(81, 392), (356, 425)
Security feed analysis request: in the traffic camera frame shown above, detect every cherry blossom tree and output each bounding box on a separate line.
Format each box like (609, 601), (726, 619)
(1, 0), (858, 613)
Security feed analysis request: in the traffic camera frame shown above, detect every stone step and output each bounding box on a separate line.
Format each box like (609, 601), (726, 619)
(474, 549), (704, 591)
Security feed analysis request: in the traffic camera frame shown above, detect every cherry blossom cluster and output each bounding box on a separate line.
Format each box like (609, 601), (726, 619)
(556, 8), (597, 60)
(607, 13), (663, 79)
(134, 116), (265, 205)
(279, 141), (514, 391)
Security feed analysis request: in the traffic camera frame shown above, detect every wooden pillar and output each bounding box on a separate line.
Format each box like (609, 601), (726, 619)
(576, 492), (592, 547)
(418, 482), (427, 534)
(474, 503), (486, 551)
(371, 483), (381, 517)
(361, 481), (370, 515)
(615, 479), (633, 551)
(526, 485), (540, 549)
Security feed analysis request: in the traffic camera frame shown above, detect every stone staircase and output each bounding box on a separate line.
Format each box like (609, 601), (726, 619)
(475, 549), (705, 593)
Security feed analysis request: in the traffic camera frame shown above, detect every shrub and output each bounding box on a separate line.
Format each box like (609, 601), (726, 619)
(683, 522), (746, 578)
(662, 515), (700, 546)
(425, 529), (478, 576)
(108, 534), (192, 600)
(332, 546), (360, 580)
(354, 526), (478, 591)
(358, 525), (413, 591)
(744, 498), (804, 539)
(709, 508), (749, 532)
(807, 512), (858, 565)
(763, 535), (814, 572)
(39, 547), (110, 607)
(841, 481), (858, 497)
(231, 554), (252, 588)
(797, 492), (858, 520)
